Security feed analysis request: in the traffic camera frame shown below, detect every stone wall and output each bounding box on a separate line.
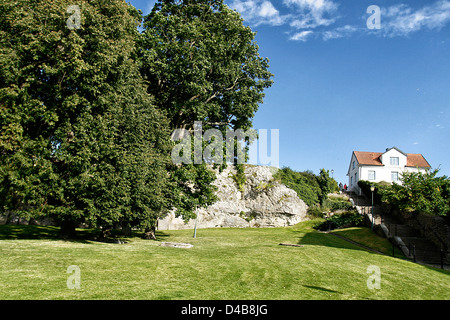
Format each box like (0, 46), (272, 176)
(158, 165), (309, 230)
(394, 210), (450, 251)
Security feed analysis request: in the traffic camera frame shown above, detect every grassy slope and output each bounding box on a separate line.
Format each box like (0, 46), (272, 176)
(0, 221), (449, 300)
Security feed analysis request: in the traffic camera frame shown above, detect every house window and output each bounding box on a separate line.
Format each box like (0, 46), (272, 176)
(353, 161), (355, 169)
(391, 171), (399, 182)
(368, 170), (376, 180)
(350, 176), (353, 186)
(390, 157), (399, 166)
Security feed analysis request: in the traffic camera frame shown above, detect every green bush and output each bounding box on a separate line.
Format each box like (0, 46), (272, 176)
(307, 205), (325, 218)
(230, 164), (246, 192)
(322, 198), (354, 212)
(358, 180), (392, 205)
(359, 170), (450, 218)
(274, 167), (341, 206)
(313, 212), (363, 231)
(383, 169), (449, 217)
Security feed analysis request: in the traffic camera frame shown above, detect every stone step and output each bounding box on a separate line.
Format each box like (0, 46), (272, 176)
(347, 192), (450, 267)
(400, 236), (448, 264)
(387, 224), (421, 237)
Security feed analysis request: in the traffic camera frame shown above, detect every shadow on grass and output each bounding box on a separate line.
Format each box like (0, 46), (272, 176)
(0, 224), (173, 244)
(154, 231), (171, 241)
(0, 225), (61, 240)
(302, 285), (341, 295)
(0, 225), (99, 244)
(295, 228), (387, 256)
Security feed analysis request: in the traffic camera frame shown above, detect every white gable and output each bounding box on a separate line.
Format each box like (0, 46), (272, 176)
(380, 147), (407, 167)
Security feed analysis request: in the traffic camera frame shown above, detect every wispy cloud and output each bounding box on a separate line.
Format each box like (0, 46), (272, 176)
(228, 0), (290, 26)
(228, 0), (339, 39)
(322, 24), (358, 40)
(285, 0), (339, 29)
(381, 1), (450, 37)
(290, 30), (313, 41)
(228, 0), (450, 41)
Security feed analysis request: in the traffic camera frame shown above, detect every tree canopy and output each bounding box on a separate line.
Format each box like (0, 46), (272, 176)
(0, 0), (273, 238)
(384, 169), (449, 217)
(1, 0), (173, 238)
(138, 0), (273, 134)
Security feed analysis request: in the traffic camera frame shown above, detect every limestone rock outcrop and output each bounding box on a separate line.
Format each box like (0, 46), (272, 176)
(158, 165), (308, 230)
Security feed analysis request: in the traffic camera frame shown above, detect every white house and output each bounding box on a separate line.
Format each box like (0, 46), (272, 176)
(347, 147), (431, 194)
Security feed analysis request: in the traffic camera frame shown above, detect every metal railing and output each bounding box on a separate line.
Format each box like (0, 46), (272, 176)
(387, 223), (449, 270)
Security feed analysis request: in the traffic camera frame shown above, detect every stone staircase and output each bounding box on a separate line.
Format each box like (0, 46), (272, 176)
(346, 191), (449, 269)
(382, 214), (447, 266)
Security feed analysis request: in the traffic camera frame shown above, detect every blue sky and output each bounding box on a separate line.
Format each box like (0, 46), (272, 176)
(129, 0), (450, 184)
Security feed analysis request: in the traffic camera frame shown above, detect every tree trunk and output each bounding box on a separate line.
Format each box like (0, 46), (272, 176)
(121, 224), (132, 237)
(58, 221), (77, 239)
(143, 226), (156, 240)
(100, 226), (112, 240)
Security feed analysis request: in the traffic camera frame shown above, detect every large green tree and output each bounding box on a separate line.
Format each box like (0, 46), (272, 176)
(0, 0), (173, 238)
(137, 0), (273, 221)
(138, 0), (273, 134)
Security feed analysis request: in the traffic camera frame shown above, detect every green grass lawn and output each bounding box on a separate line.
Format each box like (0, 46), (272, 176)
(0, 220), (449, 300)
(331, 227), (405, 257)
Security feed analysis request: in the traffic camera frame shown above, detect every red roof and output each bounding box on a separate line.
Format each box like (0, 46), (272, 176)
(406, 153), (431, 168)
(353, 151), (430, 168)
(354, 151), (383, 166)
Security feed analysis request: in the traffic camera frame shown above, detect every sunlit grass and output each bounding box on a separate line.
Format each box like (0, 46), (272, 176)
(331, 227), (404, 256)
(0, 222), (448, 300)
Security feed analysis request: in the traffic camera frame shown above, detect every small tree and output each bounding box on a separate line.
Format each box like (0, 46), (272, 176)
(385, 169), (449, 217)
(317, 169), (337, 205)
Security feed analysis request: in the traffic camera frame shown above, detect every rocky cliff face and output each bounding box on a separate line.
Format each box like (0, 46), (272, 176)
(158, 165), (308, 230)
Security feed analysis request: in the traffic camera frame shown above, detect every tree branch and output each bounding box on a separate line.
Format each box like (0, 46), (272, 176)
(224, 77), (240, 91)
(204, 92), (218, 104)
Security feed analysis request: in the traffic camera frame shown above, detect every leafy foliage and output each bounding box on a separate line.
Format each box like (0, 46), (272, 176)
(136, 0), (274, 223)
(0, 0), (174, 237)
(358, 180), (392, 205)
(0, 0), (272, 238)
(138, 0), (273, 134)
(317, 168), (338, 204)
(313, 212), (363, 231)
(384, 169), (449, 217)
(274, 168), (321, 206)
(359, 169), (449, 218)
(322, 197), (354, 212)
(274, 167), (338, 207)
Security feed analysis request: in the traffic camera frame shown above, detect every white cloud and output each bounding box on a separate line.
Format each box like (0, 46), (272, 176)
(228, 0), (450, 41)
(229, 0), (339, 41)
(228, 0), (289, 26)
(259, 1), (277, 17)
(322, 24), (358, 40)
(284, 0), (338, 29)
(382, 0), (450, 36)
(284, 0), (338, 13)
(290, 30), (313, 41)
